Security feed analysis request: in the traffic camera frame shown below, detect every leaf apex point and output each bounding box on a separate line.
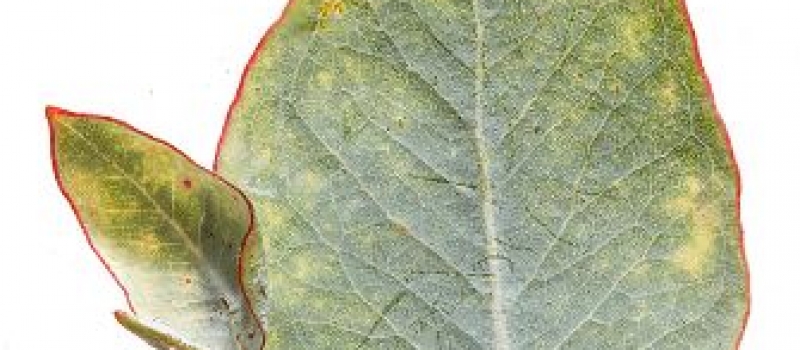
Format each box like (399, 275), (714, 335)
(45, 105), (80, 122)
(113, 310), (127, 317)
(113, 310), (132, 326)
(45, 105), (64, 120)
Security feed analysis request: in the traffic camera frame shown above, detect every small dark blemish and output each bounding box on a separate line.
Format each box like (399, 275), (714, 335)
(181, 178), (193, 189)
(391, 219), (412, 236)
(220, 297), (230, 310)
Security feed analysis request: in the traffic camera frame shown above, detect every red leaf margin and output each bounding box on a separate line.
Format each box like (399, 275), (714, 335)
(47, 106), (266, 349)
(212, 0), (751, 348)
(675, 1), (751, 347)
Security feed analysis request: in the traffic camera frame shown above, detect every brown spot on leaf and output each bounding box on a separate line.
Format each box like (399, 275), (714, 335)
(181, 178), (193, 189)
(390, 218), (412, 236)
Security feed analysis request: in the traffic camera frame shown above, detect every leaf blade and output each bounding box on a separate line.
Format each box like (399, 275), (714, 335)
(218, 0), (747, 349)
(49, 107), (266, 350)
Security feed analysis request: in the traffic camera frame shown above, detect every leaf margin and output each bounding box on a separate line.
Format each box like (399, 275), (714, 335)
(673, 1), (751, 346)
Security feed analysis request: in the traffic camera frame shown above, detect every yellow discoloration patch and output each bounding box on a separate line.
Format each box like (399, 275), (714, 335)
(659, 74), (680, 114)
(341, 57), (365, 82)
(262, 201), (287, 229)
(316, 0), (345, 30)
(666, 176), (721, 277)
(267, 331), (283, 348)
(301, 171), (323, 196)
(64, 167), (105, 210)
(291, 252), (335, 284)
(315, 71), (335, 90)
(292, 254), (315, 280)
(619, 14), (653, 59)
(273, 280), (307, 310)
(141, 150), (181, 185)
(134, 232), (162, 257)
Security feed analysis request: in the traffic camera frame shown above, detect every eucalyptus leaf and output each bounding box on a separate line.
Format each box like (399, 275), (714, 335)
(49, 108), (266, 349)
(217, 0), (747, 349)
(114, 311), (199, 350)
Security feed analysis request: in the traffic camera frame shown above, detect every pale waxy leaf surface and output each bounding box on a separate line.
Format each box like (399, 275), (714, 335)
(49, 109), (266, 349)
(217, 0), (747, 349)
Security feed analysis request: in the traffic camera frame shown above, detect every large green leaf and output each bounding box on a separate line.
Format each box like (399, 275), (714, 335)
(217, 0), (747, 349)
(49, 108), (266, 349)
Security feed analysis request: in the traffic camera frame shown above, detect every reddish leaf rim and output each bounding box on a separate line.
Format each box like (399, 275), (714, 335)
(212, 0), (750, 348)
(675, 1), (751, 348)
(213, 0), (299, 170)
(47, 106), (266, 349)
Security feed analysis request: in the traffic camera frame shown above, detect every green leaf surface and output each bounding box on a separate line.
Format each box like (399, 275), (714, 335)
(49, 108), (266, 349)
(217, 0), (747, 349)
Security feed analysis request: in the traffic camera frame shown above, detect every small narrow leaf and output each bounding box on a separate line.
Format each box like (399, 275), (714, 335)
(114, 311), (199, 350)
(49, 107), (265, 349)
(217, 0), (748, 349)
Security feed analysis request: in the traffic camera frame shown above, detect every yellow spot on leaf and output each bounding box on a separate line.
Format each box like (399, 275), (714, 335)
(315, 71), (335, 90)
(268, 331), (282, 348)
(659, 74), (679, 114)
(619, 14), (653, 59)
(301, 171), (323, 196)
(142, 150), (179, 186)
(135, 232), (162, 257)
(64, 167), (105, 211)
(298, 254), (333, 282)
(316, 0), (345, 30)
(665, 176), (721, 277)
(293, 255), (314, 280)
(262, 201), (287, 229)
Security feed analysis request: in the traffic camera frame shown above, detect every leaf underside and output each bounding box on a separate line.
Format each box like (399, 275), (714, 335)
(217, 0), (746, 349)
(49, 109), (266, 349)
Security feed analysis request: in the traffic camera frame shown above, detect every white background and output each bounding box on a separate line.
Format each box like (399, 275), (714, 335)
(0, 0), (796, 348)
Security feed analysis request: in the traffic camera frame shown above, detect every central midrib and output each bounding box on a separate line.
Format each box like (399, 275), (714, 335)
(471, 1), (512, 349)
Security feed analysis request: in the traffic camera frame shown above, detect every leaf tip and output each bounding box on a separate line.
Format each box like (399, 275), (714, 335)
(45, 106), (85, 132)
(112, 309), (129, 322)
(113, 310), (198, 350)
(45, 105), (71, 122)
